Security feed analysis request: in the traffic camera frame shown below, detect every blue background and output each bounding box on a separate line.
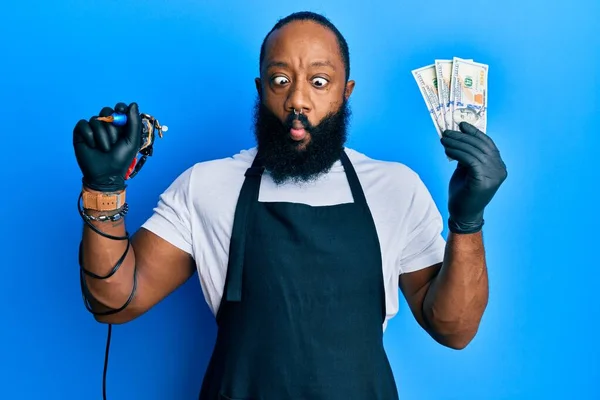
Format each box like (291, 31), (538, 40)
(1, 0), (598, 399)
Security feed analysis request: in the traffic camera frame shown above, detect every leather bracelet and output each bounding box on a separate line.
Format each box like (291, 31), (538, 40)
(81, 188), (126, 211)
(82, 204), (129, 223)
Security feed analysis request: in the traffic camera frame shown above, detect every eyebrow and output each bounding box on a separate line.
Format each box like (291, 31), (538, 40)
(265, 60), (336, 70)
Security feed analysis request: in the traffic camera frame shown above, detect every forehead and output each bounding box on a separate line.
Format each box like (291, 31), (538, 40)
(262, 20), (342, 69)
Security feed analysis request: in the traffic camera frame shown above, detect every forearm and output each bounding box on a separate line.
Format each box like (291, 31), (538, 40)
(79, 192), (197, 325)
(423, 231), (488, 349)
(80, 190), (140, 322)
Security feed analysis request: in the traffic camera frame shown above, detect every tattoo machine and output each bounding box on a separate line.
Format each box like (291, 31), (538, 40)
(97, 112), (169, 180)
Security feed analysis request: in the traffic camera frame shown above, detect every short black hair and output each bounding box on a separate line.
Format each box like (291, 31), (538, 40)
(259, 11), (350, 82)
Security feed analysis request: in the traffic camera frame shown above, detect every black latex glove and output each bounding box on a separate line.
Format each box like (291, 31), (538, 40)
(73, 102), (142, 192)
(440, 122), (508, 234)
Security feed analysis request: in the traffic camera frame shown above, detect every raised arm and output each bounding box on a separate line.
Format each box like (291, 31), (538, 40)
(399, 122), (507, 349)
(74, 102), (195, 324)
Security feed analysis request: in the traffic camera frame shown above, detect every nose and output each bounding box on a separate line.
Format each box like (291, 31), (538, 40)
(284, 82), (311, 115)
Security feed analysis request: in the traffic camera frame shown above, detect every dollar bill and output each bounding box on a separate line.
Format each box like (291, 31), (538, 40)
(434, 59), (472, 131)
(411, 64), (445, 137)
(434, 60), (452, 131)
(448, 57), (488, 133)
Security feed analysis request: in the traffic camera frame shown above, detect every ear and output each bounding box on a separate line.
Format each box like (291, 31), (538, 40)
(344, 80), (355, 100)
(255, 78), (261, 95)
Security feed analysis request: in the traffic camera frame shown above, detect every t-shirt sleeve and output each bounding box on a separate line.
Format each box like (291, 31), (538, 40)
(140, 166), (195, 257)
(398, 172), (446, 274)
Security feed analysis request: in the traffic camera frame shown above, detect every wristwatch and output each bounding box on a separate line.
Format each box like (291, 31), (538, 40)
(82, 190), (126, 211)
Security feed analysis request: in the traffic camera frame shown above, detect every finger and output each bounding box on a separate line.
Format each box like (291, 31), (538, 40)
(99, 107), (114, 117)
(96, 108), (119, 145)
(443, 128), (494, 155)
(105, 123), (119, 145)
(73, 119), (96, 148)
(89, 119), (112, 152)
(98, 106), (119, 144)
(114, 102), (128, 114)
(124, 102), (142, 146)
(444, 146), (481, 169)
(440, 136), (486, 164)
(458, 121), (481, 135)
(459, 122), (499, 151)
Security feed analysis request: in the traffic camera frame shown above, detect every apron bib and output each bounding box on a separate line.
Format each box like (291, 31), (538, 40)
(199, 150), (399, 400)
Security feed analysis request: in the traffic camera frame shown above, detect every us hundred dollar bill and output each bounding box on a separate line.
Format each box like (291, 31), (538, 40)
(435, 59), (472, 131)
(411, 64), (445, 137)
(448, 57), (488, 132)
(434, 60), (452, 131)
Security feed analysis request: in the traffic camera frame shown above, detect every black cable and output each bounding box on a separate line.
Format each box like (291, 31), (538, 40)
(103, 324), (112, 400)
(79, 247), (138, 316)
(77, 192), (137, 400)
(80, 238), (131, 280)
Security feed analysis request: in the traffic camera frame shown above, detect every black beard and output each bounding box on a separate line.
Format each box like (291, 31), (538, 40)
(252, 96), (351, 185)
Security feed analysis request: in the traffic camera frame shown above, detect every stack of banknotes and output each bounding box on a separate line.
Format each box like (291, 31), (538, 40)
(412, 57), (488, 138)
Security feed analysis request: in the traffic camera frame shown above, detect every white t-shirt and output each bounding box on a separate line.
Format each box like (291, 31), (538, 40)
(141, 147), (446, 330)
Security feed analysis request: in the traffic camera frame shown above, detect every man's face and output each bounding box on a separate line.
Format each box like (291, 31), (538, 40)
(453, 108), (480, 125)
(253, 20), (355, 185)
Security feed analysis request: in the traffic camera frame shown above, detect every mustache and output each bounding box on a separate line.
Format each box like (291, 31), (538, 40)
(283, 111), (311, 130)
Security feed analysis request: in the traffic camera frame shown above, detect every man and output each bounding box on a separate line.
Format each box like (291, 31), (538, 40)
(73, 11), (507, 399)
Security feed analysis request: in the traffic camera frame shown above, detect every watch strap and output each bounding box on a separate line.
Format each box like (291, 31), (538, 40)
(82, 190), (126, 211)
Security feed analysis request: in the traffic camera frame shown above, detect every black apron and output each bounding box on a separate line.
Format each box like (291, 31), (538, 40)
(199, 150), (399, 400)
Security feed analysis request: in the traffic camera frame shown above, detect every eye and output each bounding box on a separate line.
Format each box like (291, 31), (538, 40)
(312, 77), (329, 88)
(272, 76), (290, 86)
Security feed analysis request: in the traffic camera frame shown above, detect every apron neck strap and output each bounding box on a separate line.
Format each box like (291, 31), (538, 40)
(339, 150), (368, 207)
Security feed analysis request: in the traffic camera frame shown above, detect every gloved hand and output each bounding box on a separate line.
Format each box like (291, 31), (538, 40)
(73, 102), (142, 192)
(440, 122), (508, 234)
